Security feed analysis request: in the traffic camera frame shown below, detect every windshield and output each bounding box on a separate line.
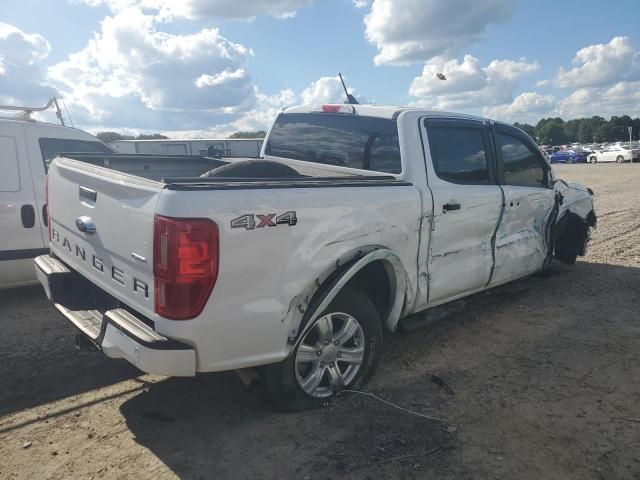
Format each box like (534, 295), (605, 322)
(265, 113), (401, 174)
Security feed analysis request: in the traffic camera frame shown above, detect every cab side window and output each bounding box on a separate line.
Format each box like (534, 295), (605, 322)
(496, 130), (549, 188)
(0, 136), (20, 192)
(426, 121), (492, 185)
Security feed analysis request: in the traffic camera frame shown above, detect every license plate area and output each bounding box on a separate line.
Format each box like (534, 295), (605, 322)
(36, 255), (120, 311)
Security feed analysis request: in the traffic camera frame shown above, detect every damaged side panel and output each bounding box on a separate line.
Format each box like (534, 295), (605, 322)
(490, 186), (555, 285)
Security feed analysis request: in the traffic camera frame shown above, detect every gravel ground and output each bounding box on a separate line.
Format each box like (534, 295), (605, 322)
(0, 163), (639, 480)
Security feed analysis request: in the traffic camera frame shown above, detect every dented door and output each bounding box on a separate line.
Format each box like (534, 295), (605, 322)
(422, 118), (503, 304)
(490, 125), (555, 285)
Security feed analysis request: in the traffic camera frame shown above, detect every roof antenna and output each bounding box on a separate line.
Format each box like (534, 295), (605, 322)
(338, 73), (359, 105)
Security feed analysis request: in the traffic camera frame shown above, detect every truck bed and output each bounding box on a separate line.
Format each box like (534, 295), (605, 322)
(62, 153), (406, 189)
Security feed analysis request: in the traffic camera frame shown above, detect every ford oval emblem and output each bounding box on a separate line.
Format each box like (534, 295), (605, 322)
(75, 216), (96, 234)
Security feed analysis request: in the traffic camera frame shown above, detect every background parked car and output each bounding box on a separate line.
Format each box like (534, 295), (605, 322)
(549, 149), (588, 164)
(588, 145), (638, 163)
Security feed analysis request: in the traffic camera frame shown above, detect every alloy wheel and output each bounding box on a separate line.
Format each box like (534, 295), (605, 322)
(295, 312), (365, 398)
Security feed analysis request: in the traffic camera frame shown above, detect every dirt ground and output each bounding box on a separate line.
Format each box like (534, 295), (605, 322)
(1, 163), (639, 480)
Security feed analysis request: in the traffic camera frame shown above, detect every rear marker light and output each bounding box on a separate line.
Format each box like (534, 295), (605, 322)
(153, 215), (219, 320)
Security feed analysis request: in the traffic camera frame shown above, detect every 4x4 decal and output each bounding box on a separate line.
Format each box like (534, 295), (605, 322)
(231, 211), (297, 230)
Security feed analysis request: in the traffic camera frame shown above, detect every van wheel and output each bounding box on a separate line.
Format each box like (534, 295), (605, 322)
(263, 288), (383, 412)
(617, 155), (624, 163)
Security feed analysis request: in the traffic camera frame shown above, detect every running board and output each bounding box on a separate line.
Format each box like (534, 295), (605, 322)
(398, 282), (532, 334)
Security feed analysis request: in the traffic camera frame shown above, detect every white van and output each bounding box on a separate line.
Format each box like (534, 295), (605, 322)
(0, 106), (112, 289)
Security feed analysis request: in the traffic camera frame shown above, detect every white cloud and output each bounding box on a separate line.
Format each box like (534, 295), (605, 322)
(557, 82), (640, 119)
(47, 8), (257, 130)
(409, 54), (539, 111)
(485, 92), (555, 121)
(0, 22), (57, 105)
(71, 0), (315, 19)
(300, 75), (364, 104)
(363, 0), (518, 65)
(534, 79), (549, 87)
(352, 0), (369, 7)
(555, 36), (640, 88)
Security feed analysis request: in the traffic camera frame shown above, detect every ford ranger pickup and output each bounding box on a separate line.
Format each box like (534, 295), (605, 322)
(35, 104), (596, 410)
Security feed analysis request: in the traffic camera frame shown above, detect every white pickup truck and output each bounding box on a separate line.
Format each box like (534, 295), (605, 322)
(36, 104), (596, 410)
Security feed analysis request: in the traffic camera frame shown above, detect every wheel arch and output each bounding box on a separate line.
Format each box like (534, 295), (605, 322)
(287, 247), (410, 351)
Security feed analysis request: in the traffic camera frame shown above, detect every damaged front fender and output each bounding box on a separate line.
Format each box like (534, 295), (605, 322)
(552, 180), (597, 264)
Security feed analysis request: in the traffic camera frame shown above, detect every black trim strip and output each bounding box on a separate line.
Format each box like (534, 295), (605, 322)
(0, 248), (50, 261)
(166, 179), (412, 191)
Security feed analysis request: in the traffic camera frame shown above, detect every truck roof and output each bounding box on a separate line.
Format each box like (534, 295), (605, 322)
(0, 117), (88, 132)
(282, 104), (489, 123)
(112, 138), (264, 143)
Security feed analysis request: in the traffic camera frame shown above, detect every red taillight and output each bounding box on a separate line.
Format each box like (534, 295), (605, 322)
(153, 215), (219, 320)
(45, 175), (51, 242)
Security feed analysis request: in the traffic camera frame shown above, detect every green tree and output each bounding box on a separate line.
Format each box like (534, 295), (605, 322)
(135, 133), (168, 140)
(535, 118), (568, 145)
(596, 122), (614, 142)
(564, 119), (581, 142)
(228, 130), (267, 139)
(513, 122), (536, 138)
(96, 131), (129, 143)
(96, 131), (168, 143)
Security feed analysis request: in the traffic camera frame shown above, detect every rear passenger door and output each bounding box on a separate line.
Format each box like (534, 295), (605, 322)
(490, 124), (555, 285)
(423, 118), (503, 304)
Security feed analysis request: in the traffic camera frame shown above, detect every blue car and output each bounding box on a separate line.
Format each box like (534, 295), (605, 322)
(548, 149), (588, 164)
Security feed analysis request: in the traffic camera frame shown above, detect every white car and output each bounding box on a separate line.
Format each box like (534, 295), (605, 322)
(36, 104), (596, 410)
(0, 101), (112, 289)
(589, 145), (638, 163)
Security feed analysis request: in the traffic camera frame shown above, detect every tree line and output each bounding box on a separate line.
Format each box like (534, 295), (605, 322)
(514, 115), (640, 146)
(96, 130), (266, 144)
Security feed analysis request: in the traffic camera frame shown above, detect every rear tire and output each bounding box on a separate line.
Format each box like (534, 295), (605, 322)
(263, 288), (383, 412)
(617, 155), (625, 163)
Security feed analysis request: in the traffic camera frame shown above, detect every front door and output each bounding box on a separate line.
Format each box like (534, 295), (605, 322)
(422, 118), (503, 304)
(490, 124), (555, 285)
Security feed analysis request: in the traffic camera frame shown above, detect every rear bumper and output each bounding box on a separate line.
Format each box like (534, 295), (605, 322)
(35, 255), (196, 376)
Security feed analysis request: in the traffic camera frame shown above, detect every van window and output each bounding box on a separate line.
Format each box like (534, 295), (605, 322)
(265, 113), (401, 174)
(0, 136), (20, 192)
(39, 138), (113, 171)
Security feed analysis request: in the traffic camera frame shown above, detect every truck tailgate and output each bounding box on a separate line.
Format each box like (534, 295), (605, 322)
(47, 158), (162, 318)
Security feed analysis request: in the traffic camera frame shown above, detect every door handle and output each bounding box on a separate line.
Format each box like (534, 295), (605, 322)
(443, 202), (461, 213)
(42, 204), (48, 227)
(21, 204), (36, 228)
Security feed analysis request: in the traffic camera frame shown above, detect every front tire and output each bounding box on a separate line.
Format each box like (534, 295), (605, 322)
(589, 156), (597, 163)
(617, 155), (625, 163)
(263, 288), (383, 412)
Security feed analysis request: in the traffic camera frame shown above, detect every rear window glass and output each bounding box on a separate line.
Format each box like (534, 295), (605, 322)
(39, 138), (113, 171)
(265, 113), (401, 174)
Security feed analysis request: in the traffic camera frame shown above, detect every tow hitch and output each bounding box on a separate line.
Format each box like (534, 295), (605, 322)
(75, 333), (98, 352)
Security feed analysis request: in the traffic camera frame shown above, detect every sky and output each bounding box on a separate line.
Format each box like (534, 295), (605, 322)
(1, 0), (640, 137)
